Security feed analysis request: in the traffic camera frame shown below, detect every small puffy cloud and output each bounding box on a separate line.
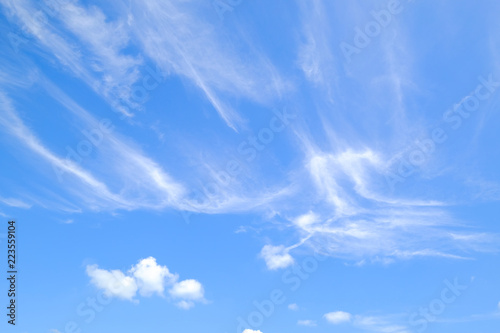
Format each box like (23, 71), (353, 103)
(242, 330), (263, 333)
(86, 257), (205, 309)
(324, 311), (352, 324)
(176, 300), (195, 310)
(294, 211), (319, 229)
(298, 319), (317, 326)
(130, 257), (177, 296)
(288, 303), (299, 311)
(169, 279), (204, 300)
(86, 265), (138, 300)
(260, 245), (294, 270)
(353, 315), (409, 333)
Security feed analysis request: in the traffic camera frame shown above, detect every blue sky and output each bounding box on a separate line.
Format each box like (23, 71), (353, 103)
(0, 0), (500, 332)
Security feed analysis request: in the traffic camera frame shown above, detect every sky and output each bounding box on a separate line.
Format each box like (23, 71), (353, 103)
(0, 0), (500, 332)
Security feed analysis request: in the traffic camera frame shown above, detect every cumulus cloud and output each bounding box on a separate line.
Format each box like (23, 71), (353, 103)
(169, 278), (205, 309)
(86, 257), (205, 308)
(324, 311), (410, 333)
(169, 279), (204, 300)
(130, 257), (177, 296)
(294, 211), (319, 230)
(260, 245), (295, 270)
(242, 330), (263, 333)
(86, 265), (138, 300)
(324, 311), (352, 324)
(353, 315), (410, 333)
(298, 319), (317, 326)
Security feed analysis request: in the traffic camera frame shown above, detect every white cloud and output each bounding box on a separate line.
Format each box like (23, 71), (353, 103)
(0, 87), (190, 212)
(86, 264), (138, 301)
(288, 303), (299, 311)
(0, 0), (142, 116)
(280, 145), (499, 263)
(307, 153), (354, 216)
(298, 319), (317, 326)
(324, 311), (352, 324)
(294, 211), (319, 231)
(86, 257), (205, 309)
(260, 245), (294, 270)
(0, 91), (131, 209)
(353, 315), (410, 333)
(296, 0), (337, 93)
(242, 330), (263, 333)
(0, 196), (31, 209)
(129, 257), (177, 297)
(324, 311), (410, 333)
(126, 0), (289, 130)
(175, 300), (195, 310)
(169, 279), (204, 301)
(0, 84), (290, 215)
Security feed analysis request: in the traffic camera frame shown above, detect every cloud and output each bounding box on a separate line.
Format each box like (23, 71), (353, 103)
(296, 0), (337, 93)
(353, 315), (410, 333)
(175, 300), (196, 310)
(86, 264), (138, 301)
(260, 245), (294, 270)
(324, 311), (411, 333)
(293, 211), (319, 230)
(0, 196), (31, 209)
(242, 330), (263, 333)
(130, 257), (177, 297)
(276, 145), (499, 264)
(86, 257), (205, 309)
(0, 0), (496, 275)
(298, 319), (317, 326)
(0, 87), (189, 212)
(0, 0), (142, 116)
(288, 303), (299, 311)
(126, 0), (289, 130)
(0, 91), (132, 209)
(324, 311), (352, 324)
(169, 279), (205, 301)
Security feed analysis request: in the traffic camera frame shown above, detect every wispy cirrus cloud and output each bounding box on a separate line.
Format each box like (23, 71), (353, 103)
(0, 0), (142, 116)
(0, 0), (497, 274)
(0, 196), (31, 209)
(297, 319), (317, 327)
(125, 0), (290, 130)
(258, 144), (498, 268)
